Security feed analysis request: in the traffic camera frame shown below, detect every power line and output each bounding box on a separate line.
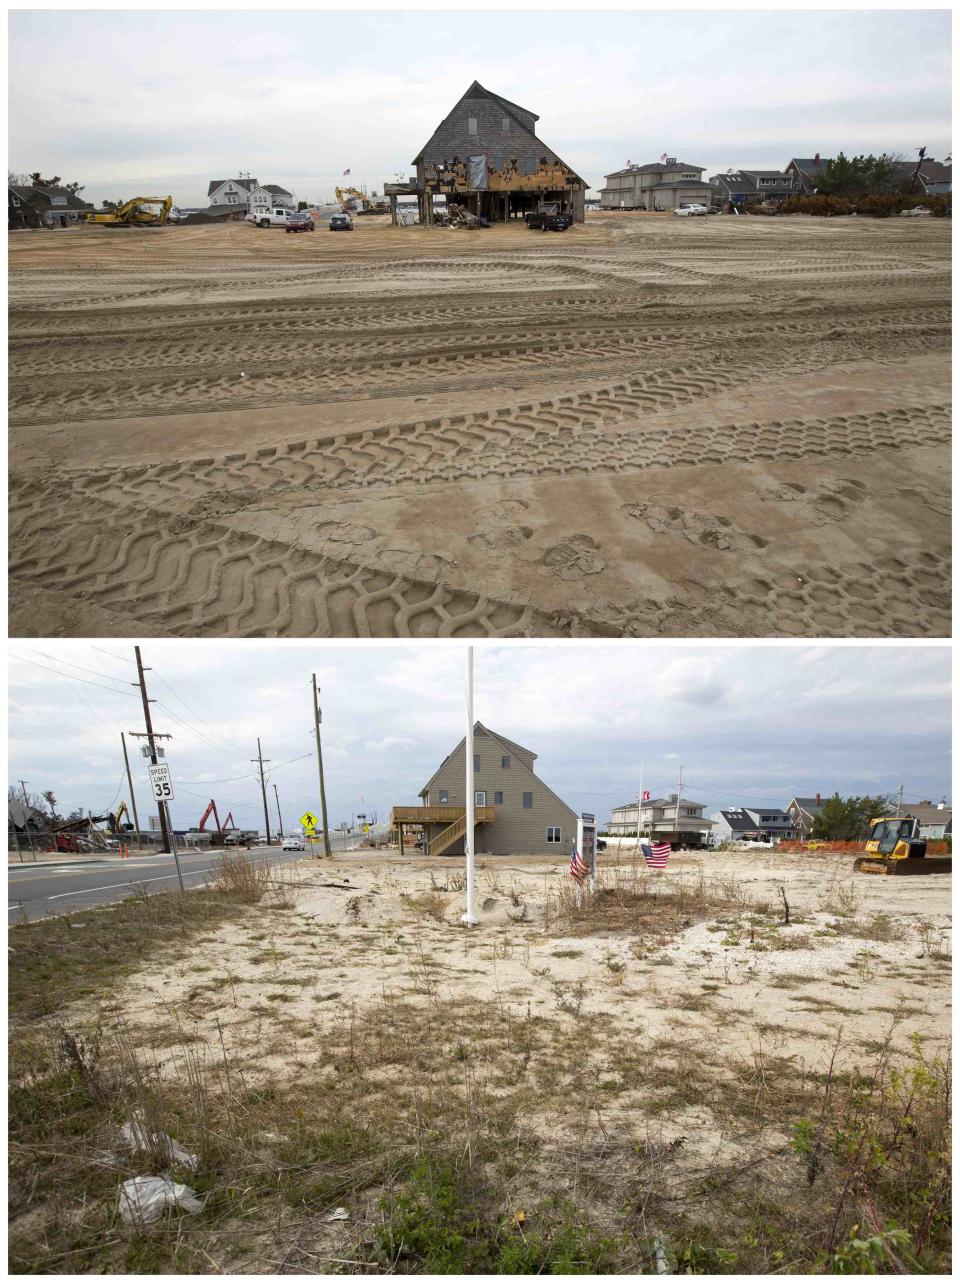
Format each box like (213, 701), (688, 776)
(90, 645), (136, 668)
(151, 670), (248, 760)
(10, 652), (140, 698)
(154, 701), (250, 762)
(15, 645), (135, 690)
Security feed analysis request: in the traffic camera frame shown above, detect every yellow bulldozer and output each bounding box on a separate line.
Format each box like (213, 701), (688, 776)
(86, 196), (173, 227)
(335, 185), (388, 215)
(853, 814), (952, 875)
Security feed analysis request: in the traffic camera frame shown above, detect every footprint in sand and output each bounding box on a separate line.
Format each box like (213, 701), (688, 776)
(542, 534), (605, 580)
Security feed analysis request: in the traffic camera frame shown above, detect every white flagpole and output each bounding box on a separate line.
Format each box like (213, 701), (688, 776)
(635, 761), (644, 853)
(462, 647), (478, 926)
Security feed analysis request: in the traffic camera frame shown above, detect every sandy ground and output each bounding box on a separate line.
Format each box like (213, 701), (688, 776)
(9, 213), (950, 638)
(101, 848), (951, 1086)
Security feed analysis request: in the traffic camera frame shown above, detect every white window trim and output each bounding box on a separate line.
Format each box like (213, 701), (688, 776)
(546, 826), (562, 844)
(475, 790), (486, 807)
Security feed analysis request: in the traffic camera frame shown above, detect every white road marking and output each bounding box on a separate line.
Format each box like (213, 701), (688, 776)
(46, 869), (210, 900)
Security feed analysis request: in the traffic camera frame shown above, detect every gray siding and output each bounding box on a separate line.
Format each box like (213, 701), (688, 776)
(424, 728), (576, 856)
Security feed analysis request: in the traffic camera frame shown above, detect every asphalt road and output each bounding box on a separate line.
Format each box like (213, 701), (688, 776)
(7, 844), (318, 922)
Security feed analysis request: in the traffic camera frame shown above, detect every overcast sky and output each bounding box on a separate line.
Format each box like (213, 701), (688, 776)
(7, 643), (951, 832)
(8, 8), (951, 207)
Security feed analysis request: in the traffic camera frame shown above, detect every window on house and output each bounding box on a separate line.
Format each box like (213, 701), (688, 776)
(546, 826), (562, 844)
(439, 790), (449, 804)
(494, 792), (503, 805)
(501, 116), (510, 132)
(501, 755), (510, 769)
(523, 792), (533, 809)
(226, 193), (238, 204)
(473, 754), (480, 772)
(475, 791), (486, 807)
(11, 195), (20, 206)
(468, 117), (478, 136)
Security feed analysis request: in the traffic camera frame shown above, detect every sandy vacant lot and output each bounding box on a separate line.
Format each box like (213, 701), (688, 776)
(10, 848), (950, 1273)
(9, 213), (951, 638)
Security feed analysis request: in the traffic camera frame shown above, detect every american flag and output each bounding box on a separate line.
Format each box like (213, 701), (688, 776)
(569, 840), (589, 884)
(644, 842), (671, 869)
(659, 153), (668, 163)
(342, 168), (351, 176)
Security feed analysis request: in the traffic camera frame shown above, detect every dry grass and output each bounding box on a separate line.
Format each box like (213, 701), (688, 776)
(7, 857), (951, 1275)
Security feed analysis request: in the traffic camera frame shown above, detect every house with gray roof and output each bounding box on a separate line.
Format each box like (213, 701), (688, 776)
(711, 807), (796, 845)
(413, 80), (588, 223)
(786, 154), (951, 196)
(901, 801), (952, 840)
(9, 183), (93, 229)
(208, 176), (259, 211)
(709, 169), (793, 205)
(391, 722), (576, 856)
(600, 159), (712, 210)
(785, 794), (827, 837)
(607, 794), (713, 848)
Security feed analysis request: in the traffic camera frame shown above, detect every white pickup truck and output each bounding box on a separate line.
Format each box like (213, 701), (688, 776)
(245, 206), (296, 229)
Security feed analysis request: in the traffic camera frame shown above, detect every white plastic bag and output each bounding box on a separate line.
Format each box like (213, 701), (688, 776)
(118, 1175), (204, 1226)
(121, 1114), (199, 1170)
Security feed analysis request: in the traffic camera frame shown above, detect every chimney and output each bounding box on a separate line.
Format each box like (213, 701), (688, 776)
(937, 798), (946, 810)
(815, 792), (820, 805)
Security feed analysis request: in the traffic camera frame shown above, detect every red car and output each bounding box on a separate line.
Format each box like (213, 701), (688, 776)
(285, 211), (315, 233)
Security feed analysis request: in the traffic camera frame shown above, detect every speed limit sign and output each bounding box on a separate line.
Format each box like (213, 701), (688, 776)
(148, 762), (175, 801)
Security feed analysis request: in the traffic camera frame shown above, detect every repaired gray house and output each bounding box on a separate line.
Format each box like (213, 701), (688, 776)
(599, 160), (712, 210)
(392, 723), (577, 856)
(413, 81), (587, 224)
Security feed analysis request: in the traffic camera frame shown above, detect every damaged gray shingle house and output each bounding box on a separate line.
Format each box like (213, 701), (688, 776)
(412, 81), (588, 224)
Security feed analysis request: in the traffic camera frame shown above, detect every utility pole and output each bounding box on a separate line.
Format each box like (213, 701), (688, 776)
(675, 763), (683, 845)
(134, 645), (173, 860)
(19, 779), (29, 807)
(121, 732), (143, 850)
(253, 738), (271, 845)
(131, 646), (182, 887)
(273, 783), (284, 841)
(311, 674), (332, 857)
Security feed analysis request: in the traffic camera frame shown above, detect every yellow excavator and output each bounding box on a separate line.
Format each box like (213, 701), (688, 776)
(335, 185), (388, 215)
(853, 814), (952, 875)
(86, 196), (173, 227)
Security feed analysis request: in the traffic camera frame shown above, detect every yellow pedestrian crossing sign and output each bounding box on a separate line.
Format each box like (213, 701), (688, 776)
(300, 810), (319, 834)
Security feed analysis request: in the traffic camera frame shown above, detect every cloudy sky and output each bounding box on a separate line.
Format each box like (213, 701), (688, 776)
(7, 643), (951, 833)
(8, 7), (951, 207)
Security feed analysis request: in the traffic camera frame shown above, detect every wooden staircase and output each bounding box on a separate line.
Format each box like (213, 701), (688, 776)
(429, 813), (467, 857)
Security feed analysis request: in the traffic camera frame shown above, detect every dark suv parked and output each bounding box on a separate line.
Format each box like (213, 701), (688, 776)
(329, 213), (354, 231)
(286, 211), (315, 233)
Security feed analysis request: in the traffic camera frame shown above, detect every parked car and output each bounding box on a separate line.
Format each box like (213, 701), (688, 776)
(525, 202), (573, 232)
(282, 834), (305, 851)
(330, 213), (354, 231)
(673, 203), (708, 217)
(285, 211), (315, 233)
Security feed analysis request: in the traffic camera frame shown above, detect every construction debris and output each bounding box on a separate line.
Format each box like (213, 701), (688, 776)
(118, 1176), (204, 1227)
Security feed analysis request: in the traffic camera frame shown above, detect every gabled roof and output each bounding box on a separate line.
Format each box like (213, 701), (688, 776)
(263, 184), (293, 195)
(207, 177), (258, 197)
(12, 184), (93, 209)
(787, 157), (833, 175)
(418, 722), (574, 818)
(901, 801), (952, 824)
(787, 796), (827, 816)
(413, 80), (586, 186)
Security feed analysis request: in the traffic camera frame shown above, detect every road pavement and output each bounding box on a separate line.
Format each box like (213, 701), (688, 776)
(7, 844), (313, 922)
